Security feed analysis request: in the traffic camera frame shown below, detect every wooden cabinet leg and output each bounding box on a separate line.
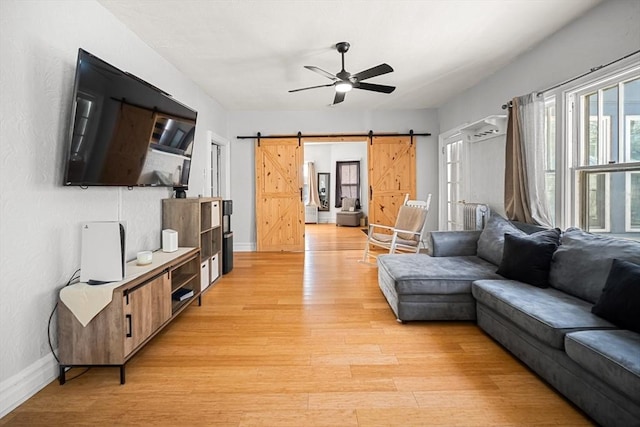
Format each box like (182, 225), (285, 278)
(120, 366), (125, 385)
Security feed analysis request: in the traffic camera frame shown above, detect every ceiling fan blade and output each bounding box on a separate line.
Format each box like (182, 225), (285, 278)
(352, 63), (394, 81)
(304, 65), (337, 80)
(289, 83), (334, 93)
(355, 82), (396, 94)
(332, 91), (346, 105)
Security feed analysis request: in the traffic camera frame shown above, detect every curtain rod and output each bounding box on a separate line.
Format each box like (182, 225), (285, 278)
(501, 49), (640, 109)
(236, 130), (431, 140)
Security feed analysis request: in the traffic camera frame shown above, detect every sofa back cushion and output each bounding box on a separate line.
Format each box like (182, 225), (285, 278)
(549, 228), (640, 303)
(477, 214), (522, 265)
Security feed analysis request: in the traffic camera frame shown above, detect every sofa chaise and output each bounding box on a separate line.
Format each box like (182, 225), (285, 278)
(377, 215), (640, 427)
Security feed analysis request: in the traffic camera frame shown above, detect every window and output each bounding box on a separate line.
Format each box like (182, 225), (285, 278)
(568, 69), (640, 237)
(627, 115), (640, 162)
(335, 161), (360, 207)
(627, 171), (640, 232)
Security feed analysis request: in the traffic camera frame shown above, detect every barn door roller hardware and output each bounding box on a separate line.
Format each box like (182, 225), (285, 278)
(238, 130), (430, 141)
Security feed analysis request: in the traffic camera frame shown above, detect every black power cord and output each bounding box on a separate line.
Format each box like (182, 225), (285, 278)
(47, 269), (92, 382)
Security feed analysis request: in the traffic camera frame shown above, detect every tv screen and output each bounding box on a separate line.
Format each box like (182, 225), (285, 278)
(63, 49), (198, 187)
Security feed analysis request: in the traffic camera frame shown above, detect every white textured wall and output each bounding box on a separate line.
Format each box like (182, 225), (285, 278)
(228, 109), (439, 250)
(0, 0), (227, 412)
(438, 0), (640, 219)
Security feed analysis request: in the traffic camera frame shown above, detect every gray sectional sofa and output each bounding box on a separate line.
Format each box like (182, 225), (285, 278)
(377, 215), (640, 427)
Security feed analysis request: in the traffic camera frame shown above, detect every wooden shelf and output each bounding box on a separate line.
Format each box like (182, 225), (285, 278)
(171, 271), (198, 292)
(171, 296), (195, 314)
(162, 197), (223, 292)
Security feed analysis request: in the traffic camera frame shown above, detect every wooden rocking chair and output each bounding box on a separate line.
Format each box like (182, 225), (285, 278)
(361, 194), (432, 263)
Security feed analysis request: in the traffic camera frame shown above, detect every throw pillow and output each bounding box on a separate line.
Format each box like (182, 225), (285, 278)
(496, 230), (561, 287)
(477, 214), (523, 265)
(591, 259), (640, 333)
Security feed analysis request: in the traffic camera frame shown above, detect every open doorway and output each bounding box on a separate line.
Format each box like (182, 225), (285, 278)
(303, 141), (368, 224)
(303, 141), (368, 251)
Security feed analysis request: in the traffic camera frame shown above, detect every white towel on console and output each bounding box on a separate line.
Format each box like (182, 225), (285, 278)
(59, 281), (121, 327)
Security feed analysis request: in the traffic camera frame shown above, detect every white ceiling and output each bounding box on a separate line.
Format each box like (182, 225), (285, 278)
(98, 0), (601, 111)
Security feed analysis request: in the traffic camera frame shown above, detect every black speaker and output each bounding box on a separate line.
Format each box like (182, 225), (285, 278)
(223, 231), (233, 274)
(222, 200), (233, 215)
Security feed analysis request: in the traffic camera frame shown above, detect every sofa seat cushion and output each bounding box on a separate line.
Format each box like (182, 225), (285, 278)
(377, 254), (501, 295)
(472, 280), (616, 349)
(565, 330), (640, 404)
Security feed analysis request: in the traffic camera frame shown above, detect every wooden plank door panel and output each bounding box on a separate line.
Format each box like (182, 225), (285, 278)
(368, 136), (416, 230)
(124, 273), (171, 356)
(255, 138), (304, 252)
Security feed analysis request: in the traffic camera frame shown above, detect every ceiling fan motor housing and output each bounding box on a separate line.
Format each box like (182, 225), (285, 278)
(337, 70), (351, 80)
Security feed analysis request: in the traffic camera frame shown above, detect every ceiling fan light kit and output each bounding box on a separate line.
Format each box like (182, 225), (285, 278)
(335, 82), (353, 93)
(289, 41), (395, 105)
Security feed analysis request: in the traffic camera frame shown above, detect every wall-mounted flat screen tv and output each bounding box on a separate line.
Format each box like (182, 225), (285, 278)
(63, 49), (198, 187)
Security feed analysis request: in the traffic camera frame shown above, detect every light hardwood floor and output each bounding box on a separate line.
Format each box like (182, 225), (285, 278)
(2, 224), (593, 426)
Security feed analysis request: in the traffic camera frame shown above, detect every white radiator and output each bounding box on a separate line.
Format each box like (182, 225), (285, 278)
(462, 203), (490, 230)
(305, 205), (318, 224)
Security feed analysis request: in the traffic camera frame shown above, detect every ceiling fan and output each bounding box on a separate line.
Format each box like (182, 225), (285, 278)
(289, 42), (396, 105)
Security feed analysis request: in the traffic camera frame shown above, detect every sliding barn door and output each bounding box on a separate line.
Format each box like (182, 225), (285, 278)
(255, 138), (304, 252)
(368, 136), (416, 227)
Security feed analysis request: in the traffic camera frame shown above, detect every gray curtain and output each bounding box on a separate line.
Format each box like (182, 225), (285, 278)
(307, 162), (321, 206)
(505, 94), (553, 227)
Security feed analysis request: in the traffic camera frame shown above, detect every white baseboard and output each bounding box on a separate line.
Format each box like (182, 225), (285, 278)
(233, 242), (256, 252)
(0, 353), (58, 418)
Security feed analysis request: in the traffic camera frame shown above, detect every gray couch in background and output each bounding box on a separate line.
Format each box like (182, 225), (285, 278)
(377, 215), (640, 427)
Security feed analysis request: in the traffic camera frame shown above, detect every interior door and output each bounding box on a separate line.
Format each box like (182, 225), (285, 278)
(439, 131), (465, 230)
(367, 136), (416, 228)
(255, 138), (304, 251)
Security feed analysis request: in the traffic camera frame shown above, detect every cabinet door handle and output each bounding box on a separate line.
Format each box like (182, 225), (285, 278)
(126, 314), (132, 338)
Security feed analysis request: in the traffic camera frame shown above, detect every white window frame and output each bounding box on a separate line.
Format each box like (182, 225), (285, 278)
(626, 171), (640, 232)
(580, 169), (611, 233)
(626, 115), (640, 162)
(544, 95), (557, 225)
(564, 63), (640, 232)
(585, 115), (612, 166)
